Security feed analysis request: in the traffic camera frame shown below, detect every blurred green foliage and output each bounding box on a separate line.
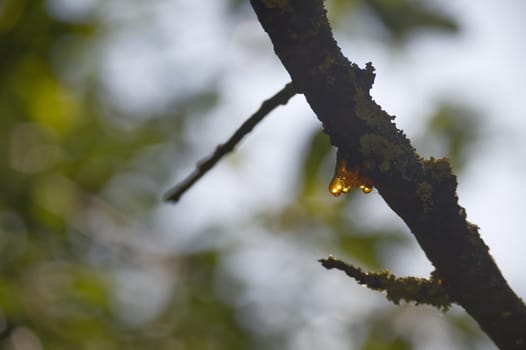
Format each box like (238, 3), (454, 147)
(0, 1), (244, 349)
(0, 0), (488, 349)
(366, 0), (458, 40)
(418, 104), (482, 170)
(327, 0), (458, 42)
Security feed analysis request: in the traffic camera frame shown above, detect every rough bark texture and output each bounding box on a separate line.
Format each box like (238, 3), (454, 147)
(250, 1), (526, 348)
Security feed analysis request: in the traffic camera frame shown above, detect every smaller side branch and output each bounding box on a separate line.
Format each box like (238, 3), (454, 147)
(164, 82), (296, 203)
(319, 256), (451, 310)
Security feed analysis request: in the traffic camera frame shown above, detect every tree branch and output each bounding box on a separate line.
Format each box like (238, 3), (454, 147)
(250, 1), (526, 348)
(164, 82), (295, 202)
(320, 256), (451, 310)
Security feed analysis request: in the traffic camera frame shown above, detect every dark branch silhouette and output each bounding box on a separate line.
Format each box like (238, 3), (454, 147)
(250, 1), (526, 348)
(164, 82), (295, 202)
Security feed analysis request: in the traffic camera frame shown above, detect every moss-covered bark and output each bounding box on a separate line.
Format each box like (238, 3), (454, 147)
(250, 0), (526, 348)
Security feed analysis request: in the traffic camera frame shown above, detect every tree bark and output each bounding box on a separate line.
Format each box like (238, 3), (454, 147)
(250, 1), (526, 348)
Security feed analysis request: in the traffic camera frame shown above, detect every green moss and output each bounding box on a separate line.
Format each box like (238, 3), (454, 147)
(317, 55), (338, 85)
(423, 157), (453, 183)
(363, 270), (450, 310)
(354, 88), (390, 129)
(360, 134), (404, 172)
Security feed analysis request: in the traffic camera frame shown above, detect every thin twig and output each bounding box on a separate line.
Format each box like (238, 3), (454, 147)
(319, 256), (451, 310)
(164, 82), (296, 203)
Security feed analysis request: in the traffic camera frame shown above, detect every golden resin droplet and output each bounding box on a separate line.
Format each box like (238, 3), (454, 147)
(329, 155), (374, 196)
(329, 177), (345, 196)
(329, 158), (359, 197)
(360, 185), (372, 193)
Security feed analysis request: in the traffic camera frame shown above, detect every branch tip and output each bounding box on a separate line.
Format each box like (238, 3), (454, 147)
(164, 82), (296, 203)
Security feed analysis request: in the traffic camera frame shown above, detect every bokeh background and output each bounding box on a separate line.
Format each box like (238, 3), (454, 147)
(1, 0), (525, 349)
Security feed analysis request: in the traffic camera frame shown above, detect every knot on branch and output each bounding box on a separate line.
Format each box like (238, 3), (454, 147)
(354, 61), (376, 92)
(319, 256), (451, 311)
